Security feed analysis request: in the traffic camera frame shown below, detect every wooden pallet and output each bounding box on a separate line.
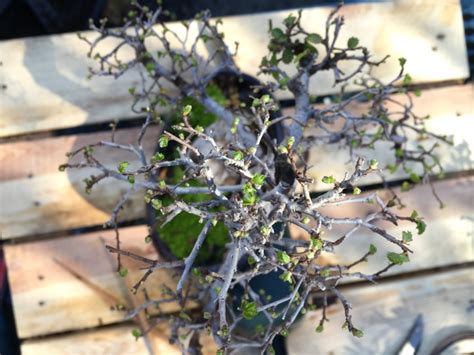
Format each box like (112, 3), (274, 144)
(1, 0), (472, 353)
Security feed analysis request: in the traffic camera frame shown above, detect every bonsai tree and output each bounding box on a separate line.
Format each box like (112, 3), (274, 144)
(61, 3), (449, 354)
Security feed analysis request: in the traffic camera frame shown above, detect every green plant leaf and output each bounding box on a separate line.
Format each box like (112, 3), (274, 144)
(282, 48), (293, 64)
(399, 57), (407, 66)
(315, 324), (324, 333)
(347, 37), (359, 49)
(182, 104), (192, 116)
(353, 186), (362, 195)
(321, 175), (336, 184)
(416, 220), (426, 235)
(233, 151), (244, 161)
(158, 135), (169, 148)
(251, 173), (266, 187)
(387, 252), (410, 265)
(307, 33), (322, 44)
(241, 300), (258, 320)
(279, 271), (293, 283)
(402, 231), (413, 243)
(368, 244), (377, 255)
(271, 28), (285, 39)
(131, 328), (141, 340)
(118, 267), (128, 277)
(118, 161), (129, 174)
(276, 250), (291, 264)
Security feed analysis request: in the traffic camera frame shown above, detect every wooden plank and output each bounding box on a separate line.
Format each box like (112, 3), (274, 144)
(0, 1), (468, 137)
(303, 84), (474, 191)
(0, 84), (472, 240)
(287, 267), (474, 354)
(290, 176), (474, 278)
(0, 126), (158, 239)
(3, 225), (186, 339)
(21, 323), (217, 355)
(219, 0), (469, 99)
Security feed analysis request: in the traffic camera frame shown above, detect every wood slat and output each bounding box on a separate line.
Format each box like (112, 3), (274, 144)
(4, 176), (472, 339)
(0, 126), (158, 239)
(3, 225), (186, 339)
(0, 1), (468, 137)
(303, 84), (474, 191)
(1, 84), (471, 240)
(21, 323), (217, 355)
(291, 176), (474, 277)
(223, 0), (469, 100)
(287, 267), (474, 354)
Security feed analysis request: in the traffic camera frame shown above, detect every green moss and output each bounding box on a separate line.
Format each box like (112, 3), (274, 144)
(158, 212), (228, 264)
(155, 83), (231, 264)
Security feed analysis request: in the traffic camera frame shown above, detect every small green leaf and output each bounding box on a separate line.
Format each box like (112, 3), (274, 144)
(347, 37), (359, 49)
(416, 220), (426, 235)
(127, 175), (135, 184)
(158, 135), (169, 148)
(282, 48), (293, 64)
(247, 256), (256, 266)
(387, 252), (410, 265)
(279, 271), (293, 284)
(414, 88), (422, 97)
(152, 152), (165, 162)
(307, 33), (323, 44)
(233, 151), (244, 161)
(276, 250), (291, 264)
(401, 181), (412, 192)
(409, 173), (421, 184)
(321, 175), (336, 184)
(368, 244), (377, 255)
(311, 238), (323, 250)
(302, 216), (311, 224)
(402, 231), (413, 243)
(145, 62), (155, 72)
(315, 324), (324, 333)
(118, 267), (128, 277)
(261, 94), (271, 104)
(131, 328), (141, 340)
(241, 300), (258, 320)
(151, 198), (162, 210)
(410, 210), (419, 219)
(182, 104), (192, 116)
(271, 28), (285, 39)
(369, 159), (378, 169)
(399, 57), (407, 67)
(251, 173), (266, 187)
(403, 73), (412, 85)
(203, 311), (211, 320)
(144, 235), (152, 244)
(118, 161), (129, 174)
(352, 328), (364, 338)
(283, 15), (296, 28)
(353, 187), (362, 195)
(128, 87), (136, 95)
(195, 125), (204, 133)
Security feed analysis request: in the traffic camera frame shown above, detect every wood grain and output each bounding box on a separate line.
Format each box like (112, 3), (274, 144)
(0, 126), (158, 239)
(21, 323), (217, 355)
(290, 176), (474, 278)
(303, 84), (474, 191)
(3, 225), (186, 338)
(0, 1), (468, 137)
(287, 267), (474, 354)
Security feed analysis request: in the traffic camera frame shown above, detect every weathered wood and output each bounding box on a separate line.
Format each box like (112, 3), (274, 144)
(303, 84), (474, 191)
(21, 323), (217, 355)
(0, 126), (158, 239)
(3, 225), (186, 339)
(201, 0), (470, 100)
(0, 1), (468, 137)
(290, 176), (474, 278)
(0, 85), (472, 240)
(287, 267), (474, 354)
